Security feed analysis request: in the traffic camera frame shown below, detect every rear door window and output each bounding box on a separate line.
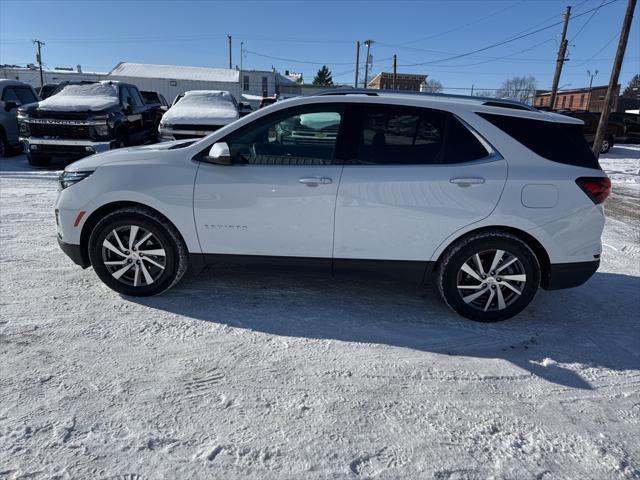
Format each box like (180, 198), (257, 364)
(477, 112), (599, 169)
(355, 106), (446, 164)
(350, 105), (488, 165)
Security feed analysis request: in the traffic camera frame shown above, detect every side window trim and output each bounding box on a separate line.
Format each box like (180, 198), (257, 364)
(344, 104), (498, 167)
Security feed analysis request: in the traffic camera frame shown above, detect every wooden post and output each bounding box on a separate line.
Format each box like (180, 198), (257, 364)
(592, 0), (636, 157)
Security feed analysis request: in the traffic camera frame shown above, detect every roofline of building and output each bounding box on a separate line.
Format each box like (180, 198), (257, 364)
(536, 85), (619, 96)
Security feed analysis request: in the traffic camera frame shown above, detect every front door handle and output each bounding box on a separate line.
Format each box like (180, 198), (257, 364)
(450, 177), (485, 187)
(299, 176), (332, 186)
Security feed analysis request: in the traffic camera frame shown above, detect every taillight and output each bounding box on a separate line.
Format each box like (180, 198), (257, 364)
(576, 177), (611, 204)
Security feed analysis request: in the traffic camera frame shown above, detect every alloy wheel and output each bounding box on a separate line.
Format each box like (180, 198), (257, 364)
(101, 225), (166, 287)
(456, 249), (527, 312)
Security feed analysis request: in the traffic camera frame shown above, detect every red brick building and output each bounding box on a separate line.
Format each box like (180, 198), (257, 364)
(368, 72), (427, 91)
(534, 85), (620, 112)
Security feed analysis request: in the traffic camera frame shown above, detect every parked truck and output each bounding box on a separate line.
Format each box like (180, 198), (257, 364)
(18, 81), (161, 166)
(0, 80), (39, 157)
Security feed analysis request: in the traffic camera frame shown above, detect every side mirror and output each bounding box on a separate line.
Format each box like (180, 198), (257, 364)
(4, 101), (18, 112)
(206, 142), (231, 165)
(125, 97), (134, 114)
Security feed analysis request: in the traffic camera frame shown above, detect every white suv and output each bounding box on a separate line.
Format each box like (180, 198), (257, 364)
(54, 90), (610, 321)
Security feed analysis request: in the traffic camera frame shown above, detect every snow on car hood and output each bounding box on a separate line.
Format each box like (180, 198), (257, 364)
(65, 140), (193, 172)
(36, 82), (119, 112)
(162, 91), (239, 126)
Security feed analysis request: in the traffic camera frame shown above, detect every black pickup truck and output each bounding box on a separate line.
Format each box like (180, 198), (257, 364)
(18, 81), (161, 166)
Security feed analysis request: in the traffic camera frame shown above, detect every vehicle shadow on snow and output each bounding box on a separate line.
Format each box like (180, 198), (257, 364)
(132, 269), (640, 390)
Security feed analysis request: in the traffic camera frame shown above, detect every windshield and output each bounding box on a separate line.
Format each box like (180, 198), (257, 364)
(179, 92), (236, 109)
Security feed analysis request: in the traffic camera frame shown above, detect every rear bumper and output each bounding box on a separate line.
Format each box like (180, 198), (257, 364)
(57, 238), (89, 268)
(542, 260), (600, 290)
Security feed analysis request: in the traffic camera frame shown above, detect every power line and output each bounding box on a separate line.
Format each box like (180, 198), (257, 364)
(245, 49), (393, 67)
(392, 0), (621, 67)
(570, 0), (606, 41)
(398, 1), (524, 45)
(570, 31), (621, 67)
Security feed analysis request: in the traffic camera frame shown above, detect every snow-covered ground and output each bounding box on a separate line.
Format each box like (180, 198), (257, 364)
(1, 147), (639, 479)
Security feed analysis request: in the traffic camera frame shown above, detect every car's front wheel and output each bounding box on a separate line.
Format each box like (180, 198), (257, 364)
(437, 231), (541, 322)
(88, 207), (188, 296)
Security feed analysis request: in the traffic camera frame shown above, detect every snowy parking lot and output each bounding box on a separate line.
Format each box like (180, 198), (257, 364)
(1, 146), (639, 479)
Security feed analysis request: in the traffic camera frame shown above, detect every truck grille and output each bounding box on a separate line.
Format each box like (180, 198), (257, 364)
(29, 123), (91, 139)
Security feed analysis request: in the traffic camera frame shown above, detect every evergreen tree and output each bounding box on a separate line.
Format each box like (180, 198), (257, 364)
(622, 74), (640, 97)
(312, 66), (334, 86)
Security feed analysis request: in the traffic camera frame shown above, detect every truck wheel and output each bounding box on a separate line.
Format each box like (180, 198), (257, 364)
(0, 129), (11, 158)
(437, 230), (541, 322)
(27, 153), (51, 166)
(88, 207), (188, 296)
(600, 136), (612, 154)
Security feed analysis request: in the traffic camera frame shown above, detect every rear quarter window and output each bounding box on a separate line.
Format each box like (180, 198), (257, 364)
(477, 112), (599, 169)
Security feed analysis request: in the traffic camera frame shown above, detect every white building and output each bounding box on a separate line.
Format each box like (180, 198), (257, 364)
(0, 62), (301, 106)
(0, 64), (105, 86)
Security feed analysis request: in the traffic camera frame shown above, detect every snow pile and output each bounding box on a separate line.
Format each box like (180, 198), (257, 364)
(162, 90), (239, 126)
(37, 82), (119, 112)
(0, 145), (638, 478)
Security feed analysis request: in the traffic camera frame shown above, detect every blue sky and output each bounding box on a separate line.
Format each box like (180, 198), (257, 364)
(0, 0), (638, 94)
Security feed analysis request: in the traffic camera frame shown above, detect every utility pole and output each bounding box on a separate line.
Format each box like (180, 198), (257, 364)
(392, 54), (397, 90)
(471, 84), (474, 96)
(354, 41), (360, 88)
(227, 34), (232, 69)
(549, 6), (571, 111)
(363, 39), (373, 88)
(239, 41), (244, 96)
(33, 39), (45, 89)
(587, 69), (598, 110)
(593, 0), (636, 157)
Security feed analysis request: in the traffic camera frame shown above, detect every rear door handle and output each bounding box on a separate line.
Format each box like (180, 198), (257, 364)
(450, 177), (485, 187)
(299, 176), (332, 186)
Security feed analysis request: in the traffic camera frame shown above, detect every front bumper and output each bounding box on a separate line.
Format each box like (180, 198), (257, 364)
(21, 137), (112, 159)
(542, 260), (600, 290)
(57, 238), (90, 268)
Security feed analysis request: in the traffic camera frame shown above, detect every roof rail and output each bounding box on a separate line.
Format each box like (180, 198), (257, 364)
(308, 86), (537, 111)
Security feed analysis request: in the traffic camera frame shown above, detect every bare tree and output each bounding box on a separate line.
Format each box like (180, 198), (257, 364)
(495, 76), (538, 105)
(474, 90), (495, 98)
(422, 78), (443, 93)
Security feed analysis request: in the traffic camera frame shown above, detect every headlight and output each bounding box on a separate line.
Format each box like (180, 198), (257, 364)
(93, 124), (109, 137)
(59, 170), (94, 190)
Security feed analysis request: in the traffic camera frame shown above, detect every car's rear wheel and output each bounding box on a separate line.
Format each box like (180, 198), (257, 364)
(88, 207), (188, 296)
(437, 231), (541, 322)
(600, 136), (612, 154)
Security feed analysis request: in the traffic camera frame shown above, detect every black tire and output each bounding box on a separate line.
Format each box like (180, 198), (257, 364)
(27, 153), (51, 166)
(600, 136), (613, 154)
(0, 128), (12, 158)
(437, 230), (541, 322)
(88, 207), (188, 296)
